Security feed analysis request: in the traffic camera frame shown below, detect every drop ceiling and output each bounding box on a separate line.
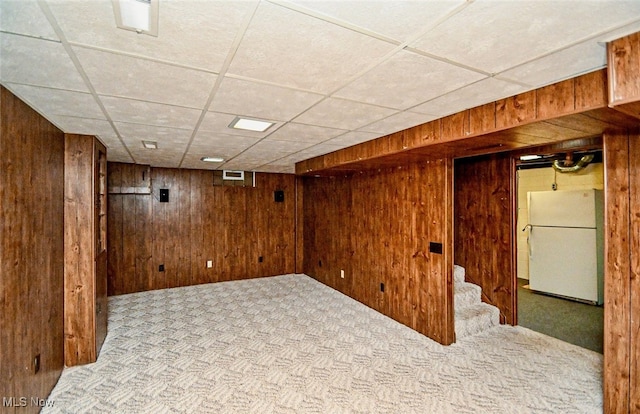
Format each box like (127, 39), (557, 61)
(1, 0), (639, 174)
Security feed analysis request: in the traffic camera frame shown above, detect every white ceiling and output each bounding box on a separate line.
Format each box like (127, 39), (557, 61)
(1, 0), (640, 173)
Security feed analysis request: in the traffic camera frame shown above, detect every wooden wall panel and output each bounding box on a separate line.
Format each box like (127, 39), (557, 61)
(603, 130), (632, 413)
(630, 131), (640, 412)
(303, 160), (454, 345)
(454, 153), (515, 324)
(295, 177), (304, 274)
(107, 165), (296, 295)
(1, 86), (65, 413)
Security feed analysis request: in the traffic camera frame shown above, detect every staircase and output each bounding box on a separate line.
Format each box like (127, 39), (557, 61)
(454, 265), (500, 340)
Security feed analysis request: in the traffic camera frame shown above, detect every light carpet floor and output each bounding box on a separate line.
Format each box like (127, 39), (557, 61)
(43, 274), (602, 413)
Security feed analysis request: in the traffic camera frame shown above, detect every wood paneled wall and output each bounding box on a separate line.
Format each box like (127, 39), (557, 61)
(303, 160), (454, 345)
(0, 86), (65, 413)
(64, 134), (108, 366)
(603, 129), (640, 413)
(107, 163), (296, 295)
(454, 153), (515, 324)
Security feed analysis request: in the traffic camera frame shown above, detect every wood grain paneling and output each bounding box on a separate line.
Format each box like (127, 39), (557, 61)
(107, 164), (296, 295)
(629, 131), (640, 412)
(64, 135), (108, 367)
(454, 153), (515, 324)
(603, 130), (632, 413)
(1, 86), (65, 413)
(608, 31), (640, 119)
(303, 160), (454, 345)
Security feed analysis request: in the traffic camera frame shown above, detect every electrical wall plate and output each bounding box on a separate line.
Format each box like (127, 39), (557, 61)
(274, 190), (284, 202)
(429, 242), (443, 254)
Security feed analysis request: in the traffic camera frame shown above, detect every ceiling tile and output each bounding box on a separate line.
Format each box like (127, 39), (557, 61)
(107, 147), (134, 164)
(497, 41), (607, 88)
(47, 0), (254, 72)
(221, 157), (268, 171)
(335, 50), (485, 110)
(199, 111), (283, 139)
(256, 164), (295, 174)
(6, 83), (105, 120)
(359, 111), (438, 135)
(210, 77), (324, 121)
(325, 131), (381, 147)
(48, 116), (116, 137)
(0, 0), (58, 41)
(410, 0), (640, 74)
(294, 98), (396, 130)
(227, 1), (396, 93)
(0, 33), (88, 91)
(128, 148), (183, 168)
(294, 143), (344, 159)
(288, 0), (466, 42)
(73, 47), (216, 108)
(251, 138), (318, 156)
(115, 122), (191, 152)
(189, 132), (260, 155)
(411, 78), (529, 118)
(100, 96), (202, 129)
(266, 123), (346, 143)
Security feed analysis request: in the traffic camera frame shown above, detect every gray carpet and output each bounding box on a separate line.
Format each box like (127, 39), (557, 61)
(43, 275), (603, 413)
(517, 278), (604, 353)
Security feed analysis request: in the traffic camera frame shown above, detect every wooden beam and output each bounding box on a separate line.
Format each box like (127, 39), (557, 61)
(296, 69), (638, 176)
(608, 32), (640, 119)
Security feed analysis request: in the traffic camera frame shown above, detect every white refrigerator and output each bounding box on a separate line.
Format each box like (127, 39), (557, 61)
(526, 189), (604, 305)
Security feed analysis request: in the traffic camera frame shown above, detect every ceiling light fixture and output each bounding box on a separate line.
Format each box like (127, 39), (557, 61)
(142, 140), (158, 149)
(113, 0), (159, 36)
(228, 116), (274, 133)
(201, 157), (225, 163)
(519, 154), (541, 161)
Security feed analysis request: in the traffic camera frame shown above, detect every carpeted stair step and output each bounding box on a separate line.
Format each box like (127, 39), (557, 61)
(455, 302), (500, 340)
(455, 282), (482, 311)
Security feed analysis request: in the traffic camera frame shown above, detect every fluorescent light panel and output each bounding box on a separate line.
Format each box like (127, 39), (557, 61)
(113, 0), (159, 36)
(520, 154), (541, 161)
(201, 156), (225, 163)
(142, 140), (157, 149)
(229, 116), (274, 133)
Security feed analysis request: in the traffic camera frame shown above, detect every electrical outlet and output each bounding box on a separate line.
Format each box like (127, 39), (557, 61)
(159, 264), (165, 272)
(380, 283), (385, 293)
(206, 260), (213, 268)
(258, 256), (263, 263)
(340, 269), (345, 279)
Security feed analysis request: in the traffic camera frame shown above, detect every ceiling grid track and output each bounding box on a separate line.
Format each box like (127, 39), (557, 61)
(178, 1), (261, 169)
(36, 0), (136, 164)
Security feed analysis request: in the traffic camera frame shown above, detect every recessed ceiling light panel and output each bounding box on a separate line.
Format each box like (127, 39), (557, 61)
(228, 116), (275, 133)
(142, 140), (158, 149)
(113, 0), (159, 36)
(520, 154), (541, 161)
(201, 156), (225, 163)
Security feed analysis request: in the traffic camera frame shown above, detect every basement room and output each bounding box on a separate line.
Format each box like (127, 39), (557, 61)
(1, 1), (639, 413)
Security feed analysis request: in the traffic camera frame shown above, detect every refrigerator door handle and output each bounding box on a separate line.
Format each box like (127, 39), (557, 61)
(525, 225), (533, 259)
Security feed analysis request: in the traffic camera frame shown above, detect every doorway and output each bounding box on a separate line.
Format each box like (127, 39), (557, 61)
(514, 149), (604, 353)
